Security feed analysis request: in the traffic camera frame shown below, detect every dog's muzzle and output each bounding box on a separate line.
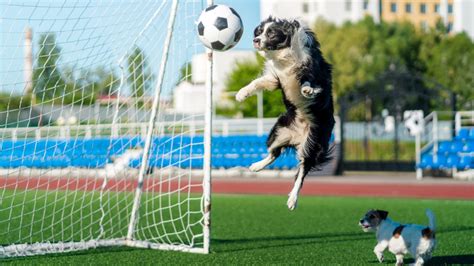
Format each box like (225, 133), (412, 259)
(253, 37), (261, 49)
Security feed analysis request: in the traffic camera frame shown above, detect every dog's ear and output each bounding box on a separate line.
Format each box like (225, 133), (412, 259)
(292, 20), (300, 29)
(376, 210), (389, 220)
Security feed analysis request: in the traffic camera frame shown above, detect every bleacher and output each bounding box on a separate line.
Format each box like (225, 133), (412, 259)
(0, 138), (140, 169)
(0, 135), (300, 170)
(419, 128), (474, 171)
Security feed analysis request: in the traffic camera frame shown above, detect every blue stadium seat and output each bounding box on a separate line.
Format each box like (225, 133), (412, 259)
(420, 154), (433, 168)
(446, 155), (459, 167)
(438, 142), (451, 153)
(470, 128), (474, 140)
(464, 142), (474, 152)
(458, 156), (472, 170)
(450, 141), (464, 153)
(432, 155), (447, 169)
(456, 128), (469, 140)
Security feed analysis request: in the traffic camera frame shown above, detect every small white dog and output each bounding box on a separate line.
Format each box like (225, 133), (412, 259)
(359, 209), (436, 266)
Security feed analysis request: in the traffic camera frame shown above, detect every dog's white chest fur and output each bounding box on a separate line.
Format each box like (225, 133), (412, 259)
(265, 49), (308, 109)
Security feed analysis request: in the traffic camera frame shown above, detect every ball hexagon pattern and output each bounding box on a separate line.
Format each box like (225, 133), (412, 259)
(196, 4), (243, 51)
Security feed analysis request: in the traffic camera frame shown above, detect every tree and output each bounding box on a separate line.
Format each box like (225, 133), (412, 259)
(127, 46), (153, 98)
(420, 32), (474, 108)
(220, 16), (474, 118)
(217, 53), (286, 117)
(32, 33), (67, 103)
(178, 62), (192, 83)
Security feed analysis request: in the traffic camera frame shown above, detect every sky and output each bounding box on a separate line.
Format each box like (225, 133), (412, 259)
(0, 0), (260, 94)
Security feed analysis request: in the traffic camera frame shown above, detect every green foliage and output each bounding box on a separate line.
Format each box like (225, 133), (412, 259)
(0, 93), (30, 111)
(218, 53), (286, 117)
(32, 33), (67, 102)
(221, 17), (474, 118)
(127, 46), (153, 98)
(420, 32), (474, 108)
(179, 62), (192, 83)
(31, 33), (122, 106)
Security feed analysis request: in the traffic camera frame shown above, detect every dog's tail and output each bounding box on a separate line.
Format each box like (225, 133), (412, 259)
(425, 209), (436, 231)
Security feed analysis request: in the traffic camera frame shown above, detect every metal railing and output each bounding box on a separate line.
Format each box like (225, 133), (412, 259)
(0, 118), (279, 140)
(416, 110), (473, 179)
(0, 117), (342, 141)
(455, 111), (474, 133)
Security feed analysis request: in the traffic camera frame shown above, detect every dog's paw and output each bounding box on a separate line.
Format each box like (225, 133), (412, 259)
(376, 253), (384, 263)
(287, 193), (298, 210)
(235, 89), (250, 102)
(300, 84), (322, 99)
(249, 161), (265, 172)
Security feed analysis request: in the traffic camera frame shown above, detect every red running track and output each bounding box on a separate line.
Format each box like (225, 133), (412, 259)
(1, 177), (473, 200)
(212, 179), (474, 200)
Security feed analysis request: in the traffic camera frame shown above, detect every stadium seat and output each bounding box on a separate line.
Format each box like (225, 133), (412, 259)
(438, 142), (451, 153)
(458, 156), (472, 170)
(2, 134), (321, 170)
(456, 128), (469, 140)
(470, 128), (474, 140)
(446, 155), (459, 168)
(450, 141), (464, 153)
(464, 142), (474, 152)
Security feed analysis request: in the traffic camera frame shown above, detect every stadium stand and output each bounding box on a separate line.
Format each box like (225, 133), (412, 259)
(0, 135), (307, 170)
(418, 128), (474, 171)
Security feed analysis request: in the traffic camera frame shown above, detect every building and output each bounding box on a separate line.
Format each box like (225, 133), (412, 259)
(379, 0), (453, 31)
(172, 50), (257, 114)
(260, 0), (474, 39)
(379, 0), (474, 37)
(260, 0), (379, 26)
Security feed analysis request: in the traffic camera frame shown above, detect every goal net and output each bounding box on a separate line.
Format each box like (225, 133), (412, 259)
(0, 0), (211, 257)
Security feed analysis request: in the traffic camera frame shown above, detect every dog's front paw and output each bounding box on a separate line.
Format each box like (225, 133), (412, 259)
(376, 253), (384, 263)
(235, 89), (250, 102)
(300, 83), (322, 99)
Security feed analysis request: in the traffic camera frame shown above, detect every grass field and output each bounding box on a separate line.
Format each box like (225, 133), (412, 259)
(2, 194), (474, 265)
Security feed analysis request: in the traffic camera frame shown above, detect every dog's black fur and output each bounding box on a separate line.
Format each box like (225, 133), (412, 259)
(255, 17), (335, 178)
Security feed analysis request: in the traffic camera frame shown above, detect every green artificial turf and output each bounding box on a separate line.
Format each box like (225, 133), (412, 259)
(2, 193), (473, 265)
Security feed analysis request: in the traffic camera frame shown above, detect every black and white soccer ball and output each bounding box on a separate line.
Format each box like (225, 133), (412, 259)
(197, 5), (243, 51)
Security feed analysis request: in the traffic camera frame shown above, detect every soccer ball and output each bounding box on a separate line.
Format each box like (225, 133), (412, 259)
(197, 5), (243, 51)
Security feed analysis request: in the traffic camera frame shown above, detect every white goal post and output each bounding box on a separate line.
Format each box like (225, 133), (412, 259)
(0, 0), (212, 257)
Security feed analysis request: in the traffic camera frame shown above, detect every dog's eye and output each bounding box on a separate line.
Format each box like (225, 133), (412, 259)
(369, 214), (375, 218)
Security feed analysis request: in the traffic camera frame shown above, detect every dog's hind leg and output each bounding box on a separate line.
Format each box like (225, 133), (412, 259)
(249, 135), (289, 172)
(250, 119), (292, 172)
(287, 163), (305, 210)
(395, 254), (404, 266)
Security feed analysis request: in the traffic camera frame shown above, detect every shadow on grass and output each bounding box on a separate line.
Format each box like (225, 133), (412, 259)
(213, 225), (474, 253)
(213, 231), (372, 252)
(0, 246), (135, 262)
(427, 255), (474, 265)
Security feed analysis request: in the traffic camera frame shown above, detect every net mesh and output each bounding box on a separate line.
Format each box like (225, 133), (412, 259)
(0, 0), (208, 257)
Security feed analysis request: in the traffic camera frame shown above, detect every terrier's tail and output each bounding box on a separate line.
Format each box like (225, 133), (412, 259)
(425, 209), (436, 231)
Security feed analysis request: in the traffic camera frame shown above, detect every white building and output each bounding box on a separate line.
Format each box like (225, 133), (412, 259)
(453, 0), (474, 39)
(173, 50), (257, 114)
(260, 0), (380, 26)
(260, 0), (474, 39)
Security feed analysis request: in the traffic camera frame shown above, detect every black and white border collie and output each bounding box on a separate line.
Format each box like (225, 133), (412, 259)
(235, 17), (335, 210)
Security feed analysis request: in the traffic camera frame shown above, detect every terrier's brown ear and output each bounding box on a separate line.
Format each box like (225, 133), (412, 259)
(376, 210), (389, 220)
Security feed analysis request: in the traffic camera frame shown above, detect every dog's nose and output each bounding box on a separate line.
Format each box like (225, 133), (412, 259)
(253, 37), (260, 44)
